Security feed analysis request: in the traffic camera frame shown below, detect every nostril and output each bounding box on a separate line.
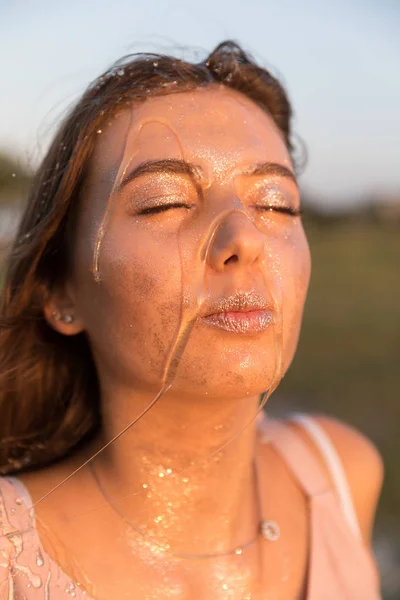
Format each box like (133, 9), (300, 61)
(224, 254), (239, 265)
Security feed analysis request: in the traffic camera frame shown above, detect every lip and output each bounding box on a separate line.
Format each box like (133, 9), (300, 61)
(201, 291), (274, 334)
(203, 310), (274, 333)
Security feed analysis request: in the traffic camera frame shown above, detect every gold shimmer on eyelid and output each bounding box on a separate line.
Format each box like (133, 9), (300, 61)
(123, 174), (199, 213)
(233, 173), (300, 221)
(125, 170), (200, 193)
(255, 189), (293, 208)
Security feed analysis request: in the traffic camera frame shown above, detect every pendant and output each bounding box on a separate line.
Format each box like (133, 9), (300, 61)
(260, 520), (280, 542)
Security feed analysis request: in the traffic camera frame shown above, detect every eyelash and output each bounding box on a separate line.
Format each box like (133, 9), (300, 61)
(138, 203), (302, 217)
(256, 205), (302, 216)
(138, 202), (192, 215)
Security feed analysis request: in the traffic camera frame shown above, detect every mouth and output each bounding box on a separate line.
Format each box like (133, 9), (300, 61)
(201, 291), (274, 334)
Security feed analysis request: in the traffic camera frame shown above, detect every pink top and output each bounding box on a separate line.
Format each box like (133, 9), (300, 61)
(0, 416), (381, 599)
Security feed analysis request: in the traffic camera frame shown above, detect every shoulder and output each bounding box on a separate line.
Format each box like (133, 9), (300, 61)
(292, 414), (384, 544)
(0, 476), (27, 556)
(0, 476), (31, 534)
(0, 475), (22, 517)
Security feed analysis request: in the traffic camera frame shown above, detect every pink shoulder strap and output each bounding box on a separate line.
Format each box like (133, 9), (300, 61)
(257, 416), (381, 599)
(289, 414), (361, 538)
(258, 417), (332, 498)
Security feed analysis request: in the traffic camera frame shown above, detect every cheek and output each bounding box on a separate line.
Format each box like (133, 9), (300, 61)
(280, 225), (311, 362)
(73, 222), (184, 384)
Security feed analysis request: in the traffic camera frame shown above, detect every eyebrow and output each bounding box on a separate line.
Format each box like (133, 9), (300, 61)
(245, 163), (298, 187)
(118, 158), (298, 191)
(118, 159), (203, 192)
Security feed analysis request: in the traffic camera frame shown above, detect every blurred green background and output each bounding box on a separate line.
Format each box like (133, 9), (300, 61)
(271, 212), (400, 596)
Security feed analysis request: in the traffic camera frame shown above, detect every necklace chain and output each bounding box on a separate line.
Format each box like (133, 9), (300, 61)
(89, 460), (280, 560)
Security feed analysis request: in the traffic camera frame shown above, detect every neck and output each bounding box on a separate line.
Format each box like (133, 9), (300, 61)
(91, 384), (263, 555)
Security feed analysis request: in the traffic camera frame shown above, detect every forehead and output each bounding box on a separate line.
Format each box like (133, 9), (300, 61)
(91, 85), (291, 184)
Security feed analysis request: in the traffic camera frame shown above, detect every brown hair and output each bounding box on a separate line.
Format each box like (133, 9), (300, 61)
(0, 40), (296, 474)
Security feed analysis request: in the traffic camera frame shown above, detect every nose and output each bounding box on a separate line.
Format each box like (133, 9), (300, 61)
(206, 211), (265, 272)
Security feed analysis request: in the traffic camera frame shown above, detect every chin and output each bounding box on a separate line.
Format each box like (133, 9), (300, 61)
(173, 356), (281, 401)
(173, 336), (300, 401)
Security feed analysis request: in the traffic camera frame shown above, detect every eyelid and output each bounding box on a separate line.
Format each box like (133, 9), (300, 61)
(243, 179), (294, 197)
(124, 183), (197, 212)
(248, 183), (299, 207)
(125, 172), (199, 197)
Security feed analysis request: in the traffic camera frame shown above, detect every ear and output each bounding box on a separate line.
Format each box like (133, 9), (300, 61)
(43, 284), (85, 336)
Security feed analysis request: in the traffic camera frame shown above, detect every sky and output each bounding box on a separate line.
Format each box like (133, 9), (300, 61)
(1, 0), (399, 208)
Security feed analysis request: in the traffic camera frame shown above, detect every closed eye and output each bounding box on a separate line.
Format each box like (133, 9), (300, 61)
(256, 205), (302, 216)
(138, 202), (193, 215)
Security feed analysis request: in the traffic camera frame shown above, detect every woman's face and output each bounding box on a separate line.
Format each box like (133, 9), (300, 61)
(68, 86), (311, 399)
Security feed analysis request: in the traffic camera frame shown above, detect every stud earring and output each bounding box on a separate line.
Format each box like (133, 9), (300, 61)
(52, 311), (74, 324)
(60, 314), (74, 324)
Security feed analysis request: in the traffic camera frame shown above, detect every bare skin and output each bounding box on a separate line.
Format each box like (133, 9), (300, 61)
(19, 87), (383, 599)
